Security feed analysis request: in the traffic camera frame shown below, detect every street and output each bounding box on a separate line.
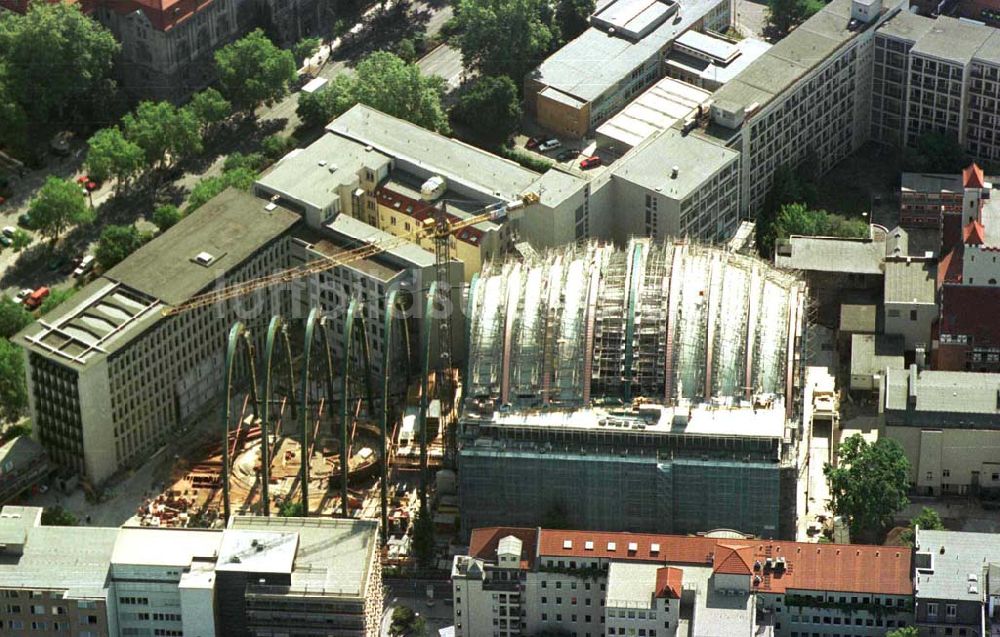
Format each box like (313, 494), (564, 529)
(382, 580), (454, 637)
(418, 44), (465, 91)
(735, 0), (767, 38)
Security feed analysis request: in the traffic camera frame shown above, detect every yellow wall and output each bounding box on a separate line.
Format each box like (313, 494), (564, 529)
(376, 202), (486, 282)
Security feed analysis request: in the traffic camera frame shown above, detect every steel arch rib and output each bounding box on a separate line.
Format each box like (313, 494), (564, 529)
(222, 321), (260, 523)
(262, 315), (297, 517)
(340, 299), (376, 518)
(299, 308), (321, 514)
(380, 289), (400, 544)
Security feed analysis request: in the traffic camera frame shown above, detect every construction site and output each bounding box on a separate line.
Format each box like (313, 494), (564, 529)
(459, 239), (809, 539)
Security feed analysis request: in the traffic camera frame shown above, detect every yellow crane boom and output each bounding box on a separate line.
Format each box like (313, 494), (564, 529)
(161, 193), (539, 317)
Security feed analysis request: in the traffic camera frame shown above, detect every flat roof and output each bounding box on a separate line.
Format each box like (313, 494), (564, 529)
(915, 529), (1000, 601)
(709, 0), (868, 121)
(884, 367), (1000, 415)
(606, 562), (660, 608)
(910, 15), (992, 64)
(229, 516), (378, 598)
(0, 508), (116, 598)
(595, 77), (711, 149)
(216, 529), (298, 574)
(775, 235), (884, 275)
(531, 0), (723, 103)
(311, 239), (399, 282)
(840, 303), (876, 333)
(591, 0), (676, 40)
(665, 37), (771, 86)
(16, 189), (301, 369)
(528, 169), (588, 208)
(875, 8), (935, 42)
(112, 528), (222, 567)
(612, 127), (738, 199)
(328, 105), (538, 201)
(255, 132), (391, 212)
(884, 259), (936, 304)
(675, 29), (739, 63)
(850, 333), (904, 378)
(325, 213), (435, 268)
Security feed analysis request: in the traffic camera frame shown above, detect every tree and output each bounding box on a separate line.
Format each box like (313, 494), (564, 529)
(278, 500), (305, 517)
(904, 132), (970, 174)
(85, 127), (144, 192)
(824, 434), (910, 543)
(296, 52), (450, 132)
(772, 203), (868, 242)
(453, 75), (522, 145)
(40, 506), (77, 526)
(899, 506), (944, 546)
(0, 3), (119, 131)
(756, 163), (818, 257)
(390, 606), (428, 637)
(455, 0), (558, 85)
(0, 295), (33, 339)
(123, 101), (203, 170)
(886, 628), (918, 637)
(29, 177), (93, 245)
(764, 0), (823, 39)
(411, 506), (435, 568)
(395, 38), (418, 63)
(10, 229), (31, 252)
(0, 67), (28, 156)
(0, 340), (26, 422)
(151, 204), (182, 232)
(38, 288), (74, 316)
(555, 0), (595, 42)
(261, 134), (299, 161)
(223, 152), (266, 173)
(292, 36), (321, 65)
(95, 225), (143, 270)
(185, 168), (257, 213)
(214, 29), (297, 112)
(188, 88), (231, 135)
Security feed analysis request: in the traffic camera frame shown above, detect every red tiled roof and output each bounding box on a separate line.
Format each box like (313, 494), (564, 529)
(376, 185), (485, 246)
(939, 285), (1000, 346)
(964, 220), (986, 246)
(98, 0), (215, 32)
(529, 529), (913, 595)
(655, 567), (683, 599)
(469, 527), (539, 569)
(713, 543), (755, 575)
(964, 163), (986, 189)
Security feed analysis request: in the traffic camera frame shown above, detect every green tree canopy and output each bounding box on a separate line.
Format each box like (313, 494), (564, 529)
(85, 127), (145, 190)
(278, 500), (305, 517)
(29, 177), (93, 244)
(40, 506), (77, 526)
(292, 36), (321, 65)
(188, 88), (232, 133)
(772, 203), (869, 242)
(0, 65), (29, 155)
(453, 75), (522, 145)
(899, 506), (944, 546)
(555, 0), (595, 43)
(411, 506), (435, 568)
(454, 0), (558, 85)
(38, 288), (74, 316)
(886, 628), (918, 637)
(756, 163), (819, 257)
(0, 295), (33, 339)
(123, 101), (203, 170)
(215, 29), (297, 112)
(824, 434), (910, 543)
(297, 52), (450, 133)
(390, 606), (428, 637)
(10, 229), (30, 252)
(95, 224), (143, 270)
(0, 339), (26, 422)
(185, 168), (258, 213)
(151, 204), (182, 232)
(0, 3), (119, 133)
(764, 0), (823, 39)
(904, 132), (970, 174)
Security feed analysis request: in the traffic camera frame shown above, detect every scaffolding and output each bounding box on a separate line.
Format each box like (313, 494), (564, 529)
(591, 246), (629, 401)
(633, 242), (670, 400)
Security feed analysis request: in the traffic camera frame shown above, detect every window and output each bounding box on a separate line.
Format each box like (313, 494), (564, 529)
(910, 310), (918, 321)
(947, 604), (957, 617)
(943, 470), (950, 478)
(927, 603), (939, 617)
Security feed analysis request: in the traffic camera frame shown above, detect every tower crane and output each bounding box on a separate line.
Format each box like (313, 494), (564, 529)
(161, 192), (540, 317)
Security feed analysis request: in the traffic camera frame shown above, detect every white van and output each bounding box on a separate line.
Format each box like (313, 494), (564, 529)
(73, 255), (95, 278)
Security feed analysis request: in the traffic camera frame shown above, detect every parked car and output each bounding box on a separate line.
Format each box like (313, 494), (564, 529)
(525, 137), (542, 150)
(61, 256), (83, 276)
(579, 155), (603, 169)
(23, 287), (50, 310)
(538, 139), (561, 152)
(556, 149), (579, 162)
(16, 288), (32, 303)
(17, 213), (35, 229)
(73, 255), (95, 278)
(0, 235), (10, 247)
(2, 226), (14, 238)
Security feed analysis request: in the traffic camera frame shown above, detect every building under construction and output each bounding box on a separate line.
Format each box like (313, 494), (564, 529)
(459, 239), (808, 539)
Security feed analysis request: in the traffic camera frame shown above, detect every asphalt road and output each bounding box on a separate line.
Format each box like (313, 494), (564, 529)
(418, 44), (465, 91)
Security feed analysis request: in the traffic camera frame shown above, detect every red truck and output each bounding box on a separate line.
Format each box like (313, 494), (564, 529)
(23, 287), (49, 310)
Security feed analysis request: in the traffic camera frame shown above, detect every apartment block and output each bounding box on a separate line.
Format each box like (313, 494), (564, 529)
(913, 529), (1000, 637)
(871, 10), (1000, 164)
(0, 507), (383, 637)
(13, 189), (299, 484)
(452, 527), (914, 637)
(880, 365), (1000, 496)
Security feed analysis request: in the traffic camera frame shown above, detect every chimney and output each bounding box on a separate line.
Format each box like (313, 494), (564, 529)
(907, 363), (918, 410)
(671, 166), (679, 179)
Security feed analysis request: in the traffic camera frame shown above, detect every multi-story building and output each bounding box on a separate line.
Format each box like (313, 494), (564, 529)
(883, 257), (937, 352)
(13, 188), (300, 484)
(452, 527), (914, 637)
(913, 529), (1000, 637)
(880, 365), (1000, 496)
(0, 506), (116, 637)
(0, 506), (383, 637)
(525, 0), (731, 138)
(460, 240), (807, 539)
(707, 0), (899, 216)
(871, 10), (1000, 164)
(663, 30), (771, 92)
(898, 170), (968, 228)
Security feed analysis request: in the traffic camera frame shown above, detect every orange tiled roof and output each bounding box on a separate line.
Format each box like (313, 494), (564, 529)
(964, 219), (986, 246)
(467, 528), (913, 596)
(469, 527), (539, 569)
(964, 163), (985, 189)
(713, 543), (755, 575)
(655, 566), (683, 599)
